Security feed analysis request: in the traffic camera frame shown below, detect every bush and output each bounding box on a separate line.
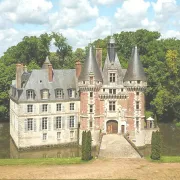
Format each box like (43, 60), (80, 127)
(151, 131), (162, 160)
(175, 122), (180, 127)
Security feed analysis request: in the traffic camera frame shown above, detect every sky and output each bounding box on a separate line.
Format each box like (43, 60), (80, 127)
(0, 0), (180, 57)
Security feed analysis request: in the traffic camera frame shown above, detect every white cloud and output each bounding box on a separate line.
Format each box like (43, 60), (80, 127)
(114, 0), (150, 30)
(161, 30), (180, 39)
(91, 0), (123, 5)
(0, 0), (53, 25)
(49, 0), (99, 30)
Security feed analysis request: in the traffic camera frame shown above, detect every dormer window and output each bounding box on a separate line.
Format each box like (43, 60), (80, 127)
(90, 76), (93, 84)
(109, 73), (116, 82)
(68, 89), (75, 98)
(26, 90), (34, 100)
(41, 89), (49, 100)
(55, 89), (63, 98)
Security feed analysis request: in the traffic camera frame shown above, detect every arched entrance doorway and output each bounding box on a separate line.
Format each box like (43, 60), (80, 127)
(106, 120), (118, 134)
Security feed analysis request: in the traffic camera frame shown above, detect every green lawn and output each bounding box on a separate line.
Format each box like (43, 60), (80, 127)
(0, 157), (91, 166)
(146, 156), (180, 163)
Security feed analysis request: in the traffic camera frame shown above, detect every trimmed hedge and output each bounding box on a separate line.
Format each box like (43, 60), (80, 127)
(151, 131), (162, 160)
(81, 130), (92, 161)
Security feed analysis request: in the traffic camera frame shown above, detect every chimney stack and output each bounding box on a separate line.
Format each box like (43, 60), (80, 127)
(16, 64), (23, 89)
(75, 60), (82, 78)
(48, 64), (53, 82)
(96, 48), (102, 70)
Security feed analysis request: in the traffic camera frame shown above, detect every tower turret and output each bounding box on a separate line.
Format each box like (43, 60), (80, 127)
(78, 45), (104, 146)
(123, 46), (147, 144)
(107, 36), (116, 62)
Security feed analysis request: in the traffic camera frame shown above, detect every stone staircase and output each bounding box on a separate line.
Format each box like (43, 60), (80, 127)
(98, 134), (141, 158)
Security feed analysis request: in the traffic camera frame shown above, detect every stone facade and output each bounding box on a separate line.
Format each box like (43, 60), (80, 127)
(10, 37), (150, 149)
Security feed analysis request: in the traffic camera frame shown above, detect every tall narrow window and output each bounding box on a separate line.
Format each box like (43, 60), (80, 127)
(109, 101), (115, 111)
(43, 133), (47, 141)
(56, 89), (63, 98)
(70, 103), (74, 110)
(42, 104), (48, 112)
(109, 73), (116, 82)
(27, 90), (34, 100)
(69, 116), (75, 128)
(56, 104), (61, 111)
(42, 89), (49, 100)
(136, 101), (140, 110)
(27, 118), (33, 131)
(90, 92), (93, 98)
(136, 118), (139, 131)
(56, 116), (62, 129)
(42, 117), (48, 130)
(27, 105), (33, 113)
(90, 76), (93, 84)
(109, 89), (116, 94)
(89, 105), (93, 113)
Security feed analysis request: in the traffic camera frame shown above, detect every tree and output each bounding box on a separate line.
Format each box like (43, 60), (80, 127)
(151, 131), (162, 160)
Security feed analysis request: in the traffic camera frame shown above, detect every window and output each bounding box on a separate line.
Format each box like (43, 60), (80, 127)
(27, 90), (34, 100)
(68, 89), (75, 98)
(90, 121), (92, 128)
(57, 132), (61, 139)
(56, 117), (62, 129)
(69, 116), (75, 128)
(43, 133), (47, 141)
(27, 118), (33, 131)
(136, 101), (140, 110)
(70, 131), (74, 138)
(42, 104), (48, 112)
(121, 88), (123, 92)
(89, 105), (93, 113)
(42, 117), (48, 130)
(109, 101), (115, 111)
(56, 89), (63, 98)
(103, 88), (105, 92)
(56, 104), (61, 111)
(136, 92), (139, 96)
(109, 73), (115, 82)
(70, 103), (74, 110)
(27, 105), (33, 113)
(137, 80), (140, 84)
(90, 92), (93, 98)
(109, 89), (116, 94)
(42, 89), (49, 100)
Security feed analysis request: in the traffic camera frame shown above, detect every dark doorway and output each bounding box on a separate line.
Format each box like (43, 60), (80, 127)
(121, 125), (125, 134)
(106, 120), (118, 134)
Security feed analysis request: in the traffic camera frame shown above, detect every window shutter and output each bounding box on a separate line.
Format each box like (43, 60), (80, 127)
(39, 104), (42, 113)
(54, 117), (57, 130)
(74, 116), (77, 128)
(48, 117), (51, 131)
(34, 119), (36, 132)
(62, 116), (65, 129)
(67, 116), (70, 129)
(24, 119), (27, 132)
(39, 118), (42, 131)
(48, 104), (51, 113)
(62, 105), (65, 112)
(33, 105), (36, 114)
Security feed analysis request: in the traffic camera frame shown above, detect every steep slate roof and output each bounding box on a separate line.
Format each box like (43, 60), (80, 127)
(124, 46), (146, 81)
(18, 69), (79, 101)
(78, 45), (103, 82)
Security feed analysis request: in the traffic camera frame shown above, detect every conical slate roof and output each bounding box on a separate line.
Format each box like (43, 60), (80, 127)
(78, 45), (103, 82)
(42, 56), (51, 69)
(124, 46), (146, 81)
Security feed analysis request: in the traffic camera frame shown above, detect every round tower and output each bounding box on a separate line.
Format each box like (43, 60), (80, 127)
(123, 46), (147, 140)
(78, 45), (103, 146)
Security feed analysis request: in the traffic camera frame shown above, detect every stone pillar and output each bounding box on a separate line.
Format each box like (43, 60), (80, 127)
(48, 64), (53, 82)
(96, 48), (102, 70)
(75, 61), (82, 78)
